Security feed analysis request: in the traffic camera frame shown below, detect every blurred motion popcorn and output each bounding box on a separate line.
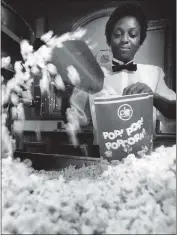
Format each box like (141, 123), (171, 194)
(1, 29), (86, 158)
(67, 65), (81, 86)
(54, 74), (65, 91)
(41, 30), (54, 43)
(1, 56), (11, 69)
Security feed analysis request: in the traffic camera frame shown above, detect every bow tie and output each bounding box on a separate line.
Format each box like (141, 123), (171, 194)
(112, 61), (137, 72)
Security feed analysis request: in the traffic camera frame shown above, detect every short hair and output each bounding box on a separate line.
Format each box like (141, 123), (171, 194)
(105, 3), (148, 46)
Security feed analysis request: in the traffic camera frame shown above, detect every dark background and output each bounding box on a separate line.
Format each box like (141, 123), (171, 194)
(4, 0), (176, 32)
(3, 0), (176, 89)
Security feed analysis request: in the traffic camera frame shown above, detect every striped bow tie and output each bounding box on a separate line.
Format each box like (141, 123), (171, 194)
(112, 61), (137, 72)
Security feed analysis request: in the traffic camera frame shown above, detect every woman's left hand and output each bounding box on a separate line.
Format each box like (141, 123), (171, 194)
(123, 82), (153, 95)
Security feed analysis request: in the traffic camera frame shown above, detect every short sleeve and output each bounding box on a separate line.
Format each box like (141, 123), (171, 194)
(155, 68), (176, 101)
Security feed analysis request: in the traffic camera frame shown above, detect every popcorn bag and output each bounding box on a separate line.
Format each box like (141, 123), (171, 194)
(94, 93), (154, 160)
(51, 40), (104, 94)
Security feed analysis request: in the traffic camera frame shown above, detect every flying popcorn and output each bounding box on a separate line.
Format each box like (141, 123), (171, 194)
(55, 33), (72, 48)
(31, 66), (40, 75)
(36, 125), (41, 142)
(47, 63), (58, 76)
(21, 89), (33, 101)
(12, 120), (24, 135)
(32, 51), (45, 69)
(24, 53), (38, 68)
(1, 126), (13, 158)
(1, 84), (9, 106)
(39, 70), (50, 94)
(1, 56), (11, 69)
(46, 36), (59, 48)
(65, 107), (80, 146)
(11, 106), (18, 120)
(53, 74), (65, 91)
(20, 40), (33, 60)
(16, 103), (25, 121)
(6, 78), (23, 95)
(1, 28), (87, 160)
(65, 122), (79, 147)
(41, 31), (54, 43)
(67, 65), (81, 86)
(54, 29), (86, 48)
(0, 33), (63, 158)
(66, 107), (80, 129)
(14, 61), (23, 73)
(71, 28), (86, 40)
(1, 75), (4, 83)
(37, 45), (53, 62)
(11, 93), (19, 106)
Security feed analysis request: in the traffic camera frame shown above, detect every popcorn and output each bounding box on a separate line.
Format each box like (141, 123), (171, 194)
(39, 70), (50, 94)
(1, 75), (4, 83)
(11, 106), (18, 120)
(1, 84), (9, 106)
(1, 29), (87, 158)
(1, 125), (13, 157)
(12, 120), (24, 134)
(20, 40), (33, 60)
(57, 32), (72, 44)
(2, 145), (176, 234)
(47, 63), (58, 76)
(46, 36), (59, 48)
(53, 74), (65, 91)
(41, 31), (54, 43)
(71, 28), (86, 40)
(67, 65), (81, 86)
(31, 66), (40, 75)
(65, 106), (80, 146)
(11, 93), (19, 106)
(17, 103), (25, 120)
(1, 56), (11, 69)
(14, 61), (23, 73)
(65, 122), (80, 147)
(37, 45), (52, 62)
(24, 53), (37, 68)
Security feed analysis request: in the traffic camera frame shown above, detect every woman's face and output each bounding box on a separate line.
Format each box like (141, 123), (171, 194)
(110, 16), (141, 63)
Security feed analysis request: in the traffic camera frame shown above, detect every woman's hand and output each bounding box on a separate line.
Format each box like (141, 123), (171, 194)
(123, 82), (153, 95)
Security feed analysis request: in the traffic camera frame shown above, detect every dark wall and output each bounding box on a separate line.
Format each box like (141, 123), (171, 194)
(3, 0), (176, 92)
(4, 0), (175, 35)
(45, 0), (176, 35)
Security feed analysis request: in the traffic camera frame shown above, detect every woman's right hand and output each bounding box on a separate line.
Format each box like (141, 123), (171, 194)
(123, 82), (153, 95)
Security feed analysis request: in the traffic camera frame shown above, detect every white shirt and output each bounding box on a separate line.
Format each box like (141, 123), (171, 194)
(69, 64), (176, 143)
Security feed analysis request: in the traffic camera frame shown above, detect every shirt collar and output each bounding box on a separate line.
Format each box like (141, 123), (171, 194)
(112, 57), (134, 65)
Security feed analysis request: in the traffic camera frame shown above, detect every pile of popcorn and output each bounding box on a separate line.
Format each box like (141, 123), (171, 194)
(2, 145), (176, 234)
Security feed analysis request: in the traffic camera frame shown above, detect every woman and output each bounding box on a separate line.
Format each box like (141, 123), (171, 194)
(68, 3), (176, 144)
